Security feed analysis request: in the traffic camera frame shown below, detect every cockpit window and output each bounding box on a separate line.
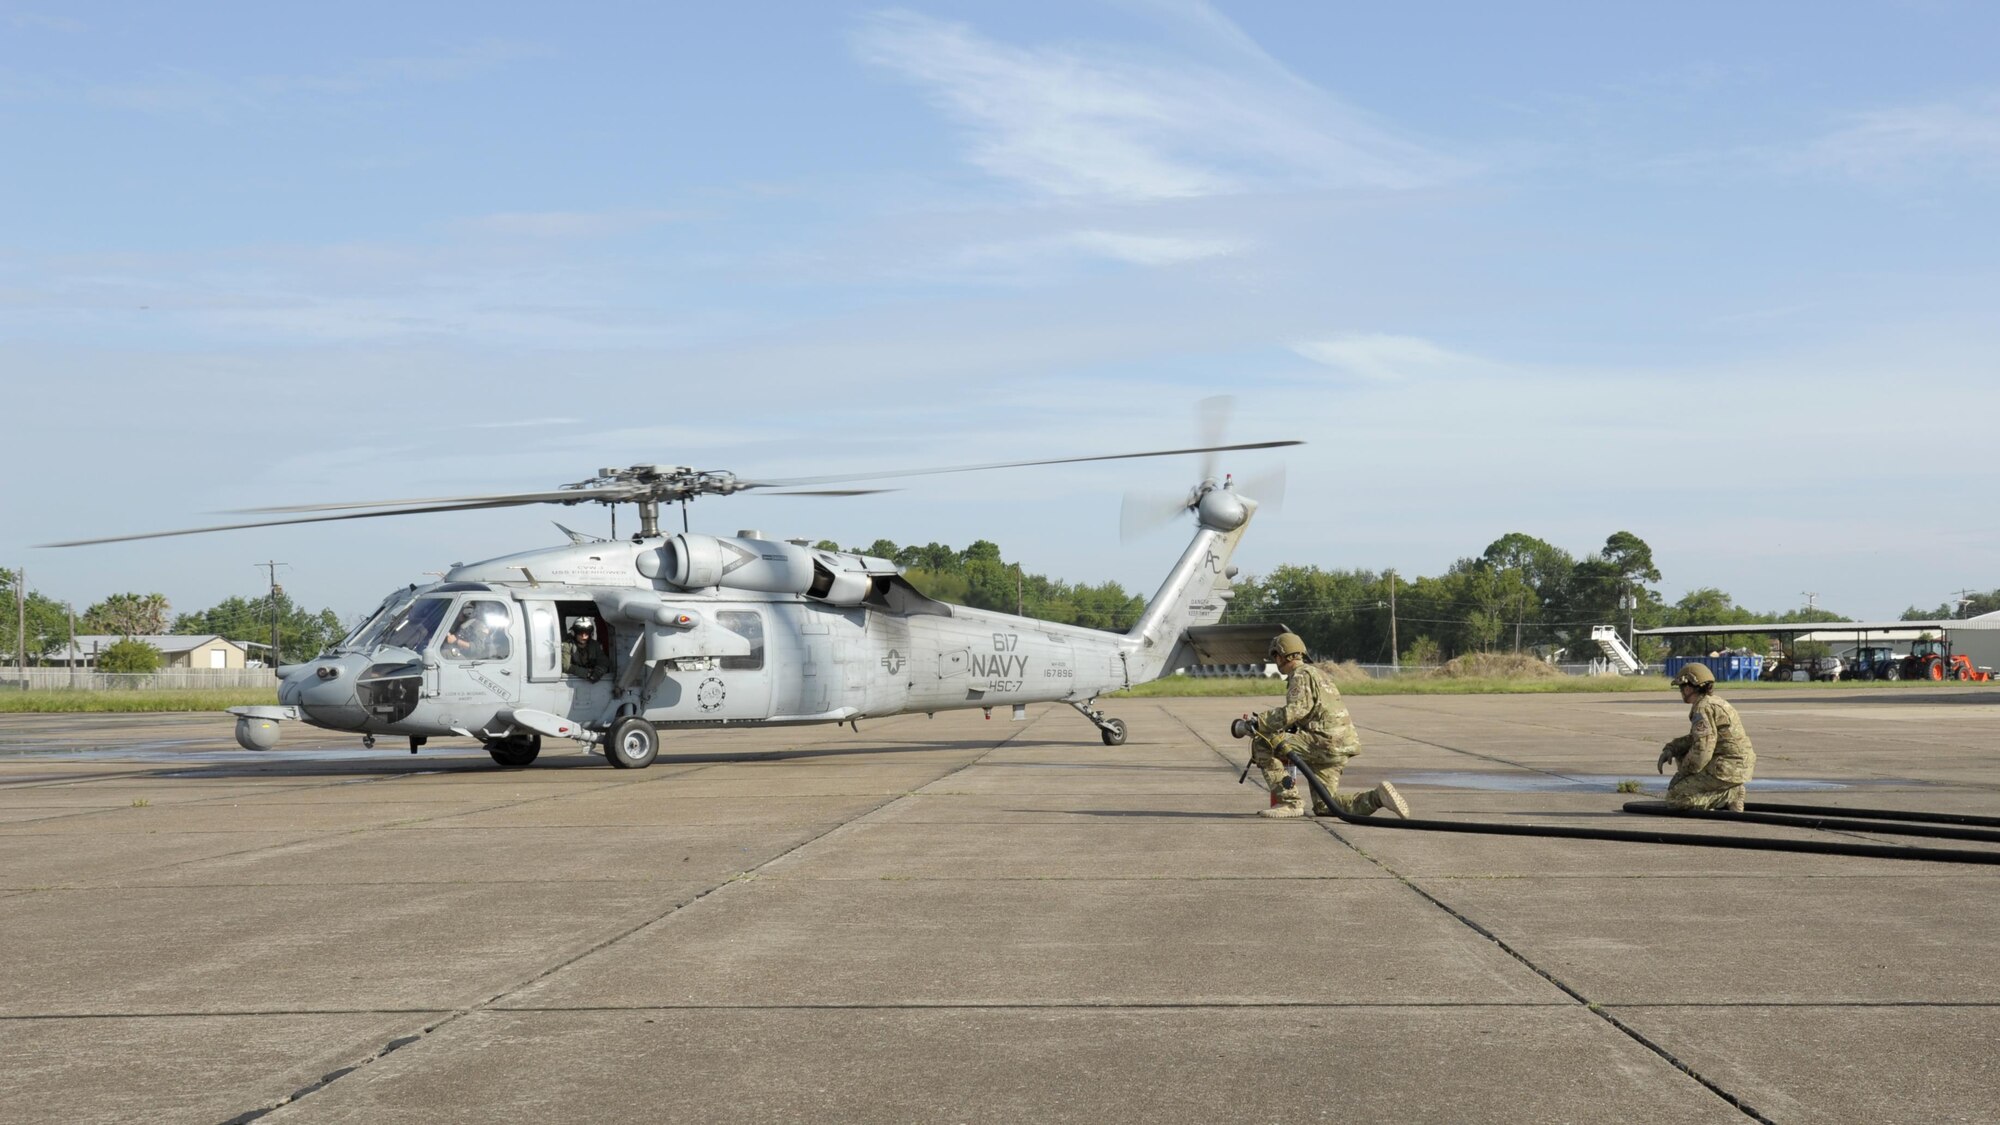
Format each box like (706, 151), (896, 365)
(441, 599), (513, 662)
(377, 597), (452, 653)
(341, 589), (419, 651)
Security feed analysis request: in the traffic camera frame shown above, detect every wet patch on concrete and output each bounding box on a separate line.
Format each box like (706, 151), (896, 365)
(1396, 771), (1856, 793)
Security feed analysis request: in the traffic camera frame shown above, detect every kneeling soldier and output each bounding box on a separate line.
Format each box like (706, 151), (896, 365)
(1657, 662), (1755, 811)
(1232, 632), (1409, 820)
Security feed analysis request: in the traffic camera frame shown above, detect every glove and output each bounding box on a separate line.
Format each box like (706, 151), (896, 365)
(1230, 716), (1255, 740)
(1656, 747), (1675, 774)
(585, 670), (603, 684)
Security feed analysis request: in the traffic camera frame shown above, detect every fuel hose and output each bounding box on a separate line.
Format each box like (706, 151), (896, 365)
(1283, 752), (2000, 866)
(1621, 800), (2000, 845)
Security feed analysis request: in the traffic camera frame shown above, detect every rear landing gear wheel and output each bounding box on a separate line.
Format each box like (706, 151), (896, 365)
(606, 716), (659, 769)
(486, 734), (541, 768)
(1099, 718), (1127, 746)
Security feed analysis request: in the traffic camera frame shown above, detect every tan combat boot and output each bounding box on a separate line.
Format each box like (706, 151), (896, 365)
(1374, 780), (1410, 819)
(1260, 783), (1305, 818)
(1726, 790), (1745, 813)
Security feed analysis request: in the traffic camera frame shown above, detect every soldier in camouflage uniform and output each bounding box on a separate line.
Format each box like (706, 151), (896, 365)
(1232, 632), (1409, 820)
(1656, 662), (1755, 811)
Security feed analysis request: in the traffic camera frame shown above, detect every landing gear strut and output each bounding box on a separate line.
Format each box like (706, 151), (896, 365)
(1070, 699), (1127, 746)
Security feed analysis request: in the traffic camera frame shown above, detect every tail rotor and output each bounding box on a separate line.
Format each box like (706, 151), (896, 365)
(1119, 397), (1288, 543)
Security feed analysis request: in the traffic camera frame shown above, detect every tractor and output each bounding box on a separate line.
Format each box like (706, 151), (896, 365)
(1841, 645), (1904, 681)
(1900, 639), (1993, 682)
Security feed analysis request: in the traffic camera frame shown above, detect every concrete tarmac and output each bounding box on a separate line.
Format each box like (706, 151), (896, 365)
(3, 687), (1998, 1123)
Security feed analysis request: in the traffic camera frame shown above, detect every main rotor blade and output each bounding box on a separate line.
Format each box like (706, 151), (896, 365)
(231, 487), (629, 515)
(36, 493), (624, 548)
(743, 439), (1302, 489)
(753, 488), (900, 497)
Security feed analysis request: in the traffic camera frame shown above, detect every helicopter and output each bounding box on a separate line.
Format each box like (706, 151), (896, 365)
(44, 437), (1297, 769)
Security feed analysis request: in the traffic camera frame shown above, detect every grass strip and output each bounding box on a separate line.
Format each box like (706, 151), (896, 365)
(0, 689), (280, 713)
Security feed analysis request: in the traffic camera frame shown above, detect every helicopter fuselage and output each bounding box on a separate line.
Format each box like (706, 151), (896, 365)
(234, 488), (1255, 763)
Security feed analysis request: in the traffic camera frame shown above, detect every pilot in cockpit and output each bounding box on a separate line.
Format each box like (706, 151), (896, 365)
(442, 603), (509, 661)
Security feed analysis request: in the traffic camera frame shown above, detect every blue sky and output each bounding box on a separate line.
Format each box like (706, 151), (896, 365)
(5, 0), (1997, 624)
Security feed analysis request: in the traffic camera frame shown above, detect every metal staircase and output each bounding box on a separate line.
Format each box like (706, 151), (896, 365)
(1590, 625), (1643, 675)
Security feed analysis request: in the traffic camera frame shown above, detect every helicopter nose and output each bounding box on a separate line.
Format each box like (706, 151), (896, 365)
(288, 656), (370, 729)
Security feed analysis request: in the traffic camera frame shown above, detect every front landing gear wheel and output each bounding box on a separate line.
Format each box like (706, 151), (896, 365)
(606, 717), (659, 769)
(486, 734), (541, 768)
(1099, 718), (1127, 746)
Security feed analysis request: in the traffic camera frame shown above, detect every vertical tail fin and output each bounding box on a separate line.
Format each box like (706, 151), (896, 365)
(1122, 484), (1258, 683)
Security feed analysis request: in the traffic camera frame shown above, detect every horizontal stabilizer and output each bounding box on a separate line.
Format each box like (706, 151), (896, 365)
(1182, 624), (1281, 666)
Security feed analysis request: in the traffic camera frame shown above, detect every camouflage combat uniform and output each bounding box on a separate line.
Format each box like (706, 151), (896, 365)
(1253, 662), (1386, 816)
(1660, 694), (1755, 810)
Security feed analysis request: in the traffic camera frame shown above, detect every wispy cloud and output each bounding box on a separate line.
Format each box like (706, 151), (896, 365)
(1290, 333), (1485, 381)
(7, 9), (85, 33)
(1804, 91), (2000, 183)
(940, 228), (1247, 279)
(452, 209), (694, 240)
(851, 8), (1463, 203)
(83, 39), (545, 118)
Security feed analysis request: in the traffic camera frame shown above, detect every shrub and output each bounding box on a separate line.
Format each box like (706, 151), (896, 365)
(97, 639), (163, 674)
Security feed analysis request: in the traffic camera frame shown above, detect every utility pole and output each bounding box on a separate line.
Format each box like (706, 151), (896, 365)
(257, 561), (288, 668)
(1387, 569), (1399, 670)
(1952, 589), (1976, 619)
(14, 565), (24, 687)
(67, 603), (75, 689)
(1802, 591), (1819, 614)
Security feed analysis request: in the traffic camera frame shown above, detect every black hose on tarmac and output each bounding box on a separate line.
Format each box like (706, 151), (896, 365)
(1622, 800), (2000, 845)
(1282, 752), (2000, 866)
(1742, 801), (2000, 829)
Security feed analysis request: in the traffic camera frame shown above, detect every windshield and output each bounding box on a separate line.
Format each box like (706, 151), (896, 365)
(376, 597), (453, 653)
(339, 588), (419, 652)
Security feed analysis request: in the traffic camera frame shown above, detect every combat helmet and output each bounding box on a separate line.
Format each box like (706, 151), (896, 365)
(1673, 663), (1716, 689)
(1270, 632), (1309, 660)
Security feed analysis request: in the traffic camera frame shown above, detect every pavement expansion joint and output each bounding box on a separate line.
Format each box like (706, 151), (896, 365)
(484, 1000), (1581, 1013)
(209, 715), (1051, 1124)
(1324, 822), (1777, 1123)
(1180, 716), (1778, 1123)
(0, 1008), (445, 1021)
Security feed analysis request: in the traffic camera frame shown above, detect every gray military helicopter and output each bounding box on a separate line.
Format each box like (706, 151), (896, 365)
(46, 437), (1295, 769)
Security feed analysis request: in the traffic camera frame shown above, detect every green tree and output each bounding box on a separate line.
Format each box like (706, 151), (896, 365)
(1224, 565), (1392, 660)
(1904, 590), (2000, 620)
(861, 538), (900, 560)
(1, 569), (71, 662)
(97, 638), (163, 673)
(1480, 533), (1575, 651)
(173, 591), (346, 663)
(82, 592), (171, 637)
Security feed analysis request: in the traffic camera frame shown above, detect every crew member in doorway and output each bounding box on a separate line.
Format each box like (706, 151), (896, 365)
(564, 620), (610, 682)
(1657, 662), (1755, 811)
(1231, 632), (1409, 820)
